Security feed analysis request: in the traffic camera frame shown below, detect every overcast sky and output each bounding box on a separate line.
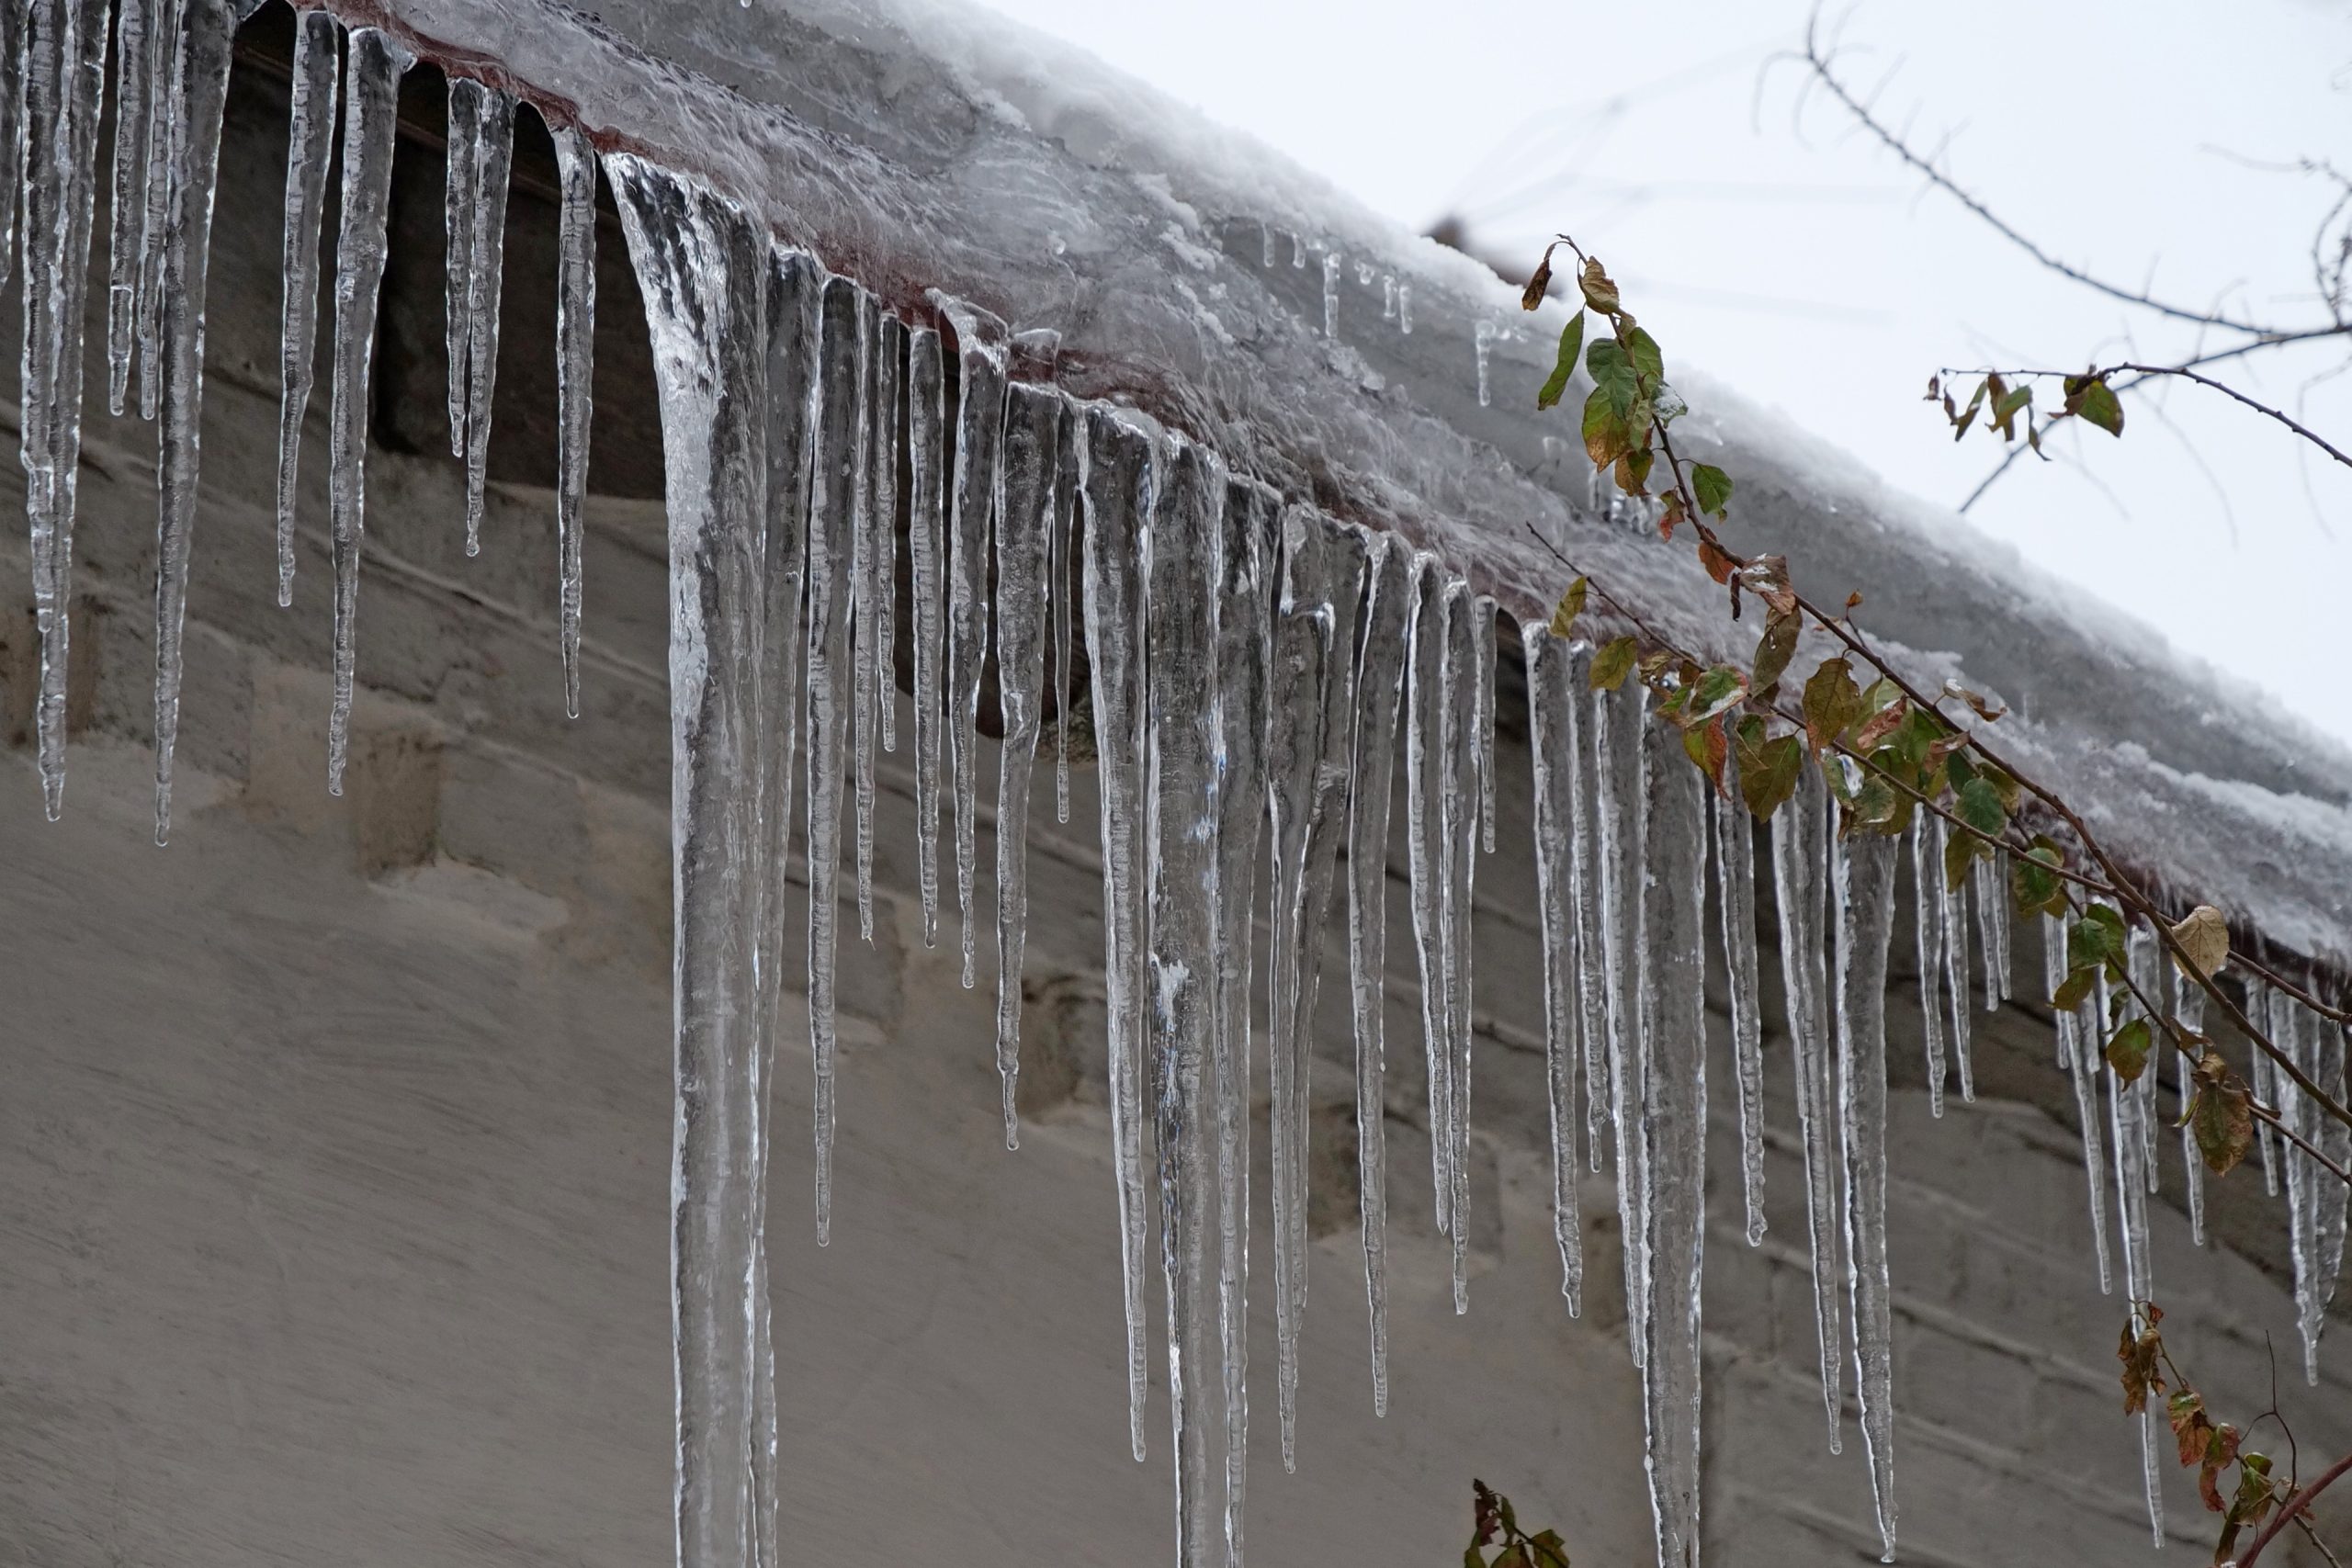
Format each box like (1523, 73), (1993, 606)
(977, 0), (2352, 753)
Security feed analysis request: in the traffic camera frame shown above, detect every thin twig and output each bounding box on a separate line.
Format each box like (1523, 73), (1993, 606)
(1946, 363), (2352, 471)
(2237, 1448), (2352, 1567)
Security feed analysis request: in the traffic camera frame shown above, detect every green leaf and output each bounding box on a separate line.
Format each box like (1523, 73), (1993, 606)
(2064, 373), (2125, 437)
(1613, 446), (1655, 496)
(1589, 637), (1638, 691)
(1582, 386), (1636, 468)
(1550, 576), (1589, 638)
(2009, 837), (2068, 918)
(2068, 905), (2128, 973)
(1466, 1549), (1488, 1568)
(1536, 310), (1587, 412)
(1955, 776), (2008, 840)
(2188, 1049), (2254, 1177)
(1691, 463), (1733, 519)
(1623, 325), (1665, 386)
(1738, 733), (1806, 820)
(2106, 1017), (2154, 1083)
(1802, 658), (1863, 753)
(1685, 664), (1748, 727)
(2052, 964), (2097, 1012)
(1944, 813), (1982, 890)
(1752, 610), (1801, 694)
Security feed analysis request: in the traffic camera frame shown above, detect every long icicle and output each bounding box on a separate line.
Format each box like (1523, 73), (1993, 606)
(132, 0), (180, 422)
(906, 325), (947, 947)
(1051, 410), (1080, 823)
(989, 382), (1064, 1146)
(1595, 675), (1651, 1366)
(1525, 627), (1587, 1309)
(805, 278), (870, 1246)
(1403, 558), (1453, 1234)
(1834, 829), (1899, 1562)
(443, 78), (481, 461)
(550, 123), (598, 716)
(2107, 942), (2163, 1547)
(606, 152), (772, 1568)
(1638, 699), (1709, 1568)
(2310, 1002), (2350, 1384)
(2043, 910), (2113, 1293)
(18, 0), (112, 818)
(1714, 764), (1767, 1244)
(2172, 964), (2208, 1247)
(1939, 818), (1975, 1095)
(323, 28), (414, 796)
(748, 241), (820, 1568)
(1474, 597), (1498, 855)
(1439, 586), (1484, 1314)
(1770, 765), (1843, 1450)
(149, 0), (241, 845)
(933, 293), (1009, 988)
(1908, 815), (1948, 1117)
(1080, 403), (1156, 1464)
(1347, 531), (1413, 1398)
(460, 86), (515, 558)
(853, 314), (904, 942)
(103, 0), (154, 414)
(0, 0), (24, 288)
(273, 7), (339, 608)
(1268, 510), (1367, 1461)
(1211, 475), (1274, 1567)
(1148, 434), (1226, 1568)
(1569, 642), (1610, 1170)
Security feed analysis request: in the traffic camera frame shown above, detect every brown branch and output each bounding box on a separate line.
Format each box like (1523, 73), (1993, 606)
(2237, 1448), (2352, 1567)
(1800, 11), (2308, 339)
(1945, 362), (2352, 472)
(2232, 953), (2352, 1030)
(2252, 1100), (2352, 1189)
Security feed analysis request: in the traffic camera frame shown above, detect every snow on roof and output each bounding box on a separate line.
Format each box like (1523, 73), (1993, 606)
(354, 0), (2352, 969)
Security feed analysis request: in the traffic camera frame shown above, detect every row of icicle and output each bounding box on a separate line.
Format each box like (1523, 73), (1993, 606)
(6, 5), (2346, 1566)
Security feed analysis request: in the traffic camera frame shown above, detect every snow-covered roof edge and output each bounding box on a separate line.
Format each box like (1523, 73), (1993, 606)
(334, 0), (2352, 971)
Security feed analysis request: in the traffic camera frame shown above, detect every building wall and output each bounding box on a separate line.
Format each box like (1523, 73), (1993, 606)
(0, 38), (2344, 1568)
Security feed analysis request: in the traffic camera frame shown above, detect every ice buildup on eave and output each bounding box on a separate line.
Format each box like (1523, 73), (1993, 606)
(8, 3), (2350, 1567)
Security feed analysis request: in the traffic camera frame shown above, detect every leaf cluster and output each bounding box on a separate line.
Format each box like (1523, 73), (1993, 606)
(1466, 1481), (1572, 1568)
(2116, 1304), (2286, 1564)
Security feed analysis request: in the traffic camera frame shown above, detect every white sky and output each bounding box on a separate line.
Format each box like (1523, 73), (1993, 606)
(978, 0), (2352, 751)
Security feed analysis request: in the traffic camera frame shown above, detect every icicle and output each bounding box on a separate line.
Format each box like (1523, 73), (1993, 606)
(323, 28), (414, 797)
(1291, 232), (1306, 268)
(933, 293), (1010, 988)
(1267, 508), (1369, 1462)
(17, 0), (112, 818)
(876, 334), (903, 760)
(1973, 852), (2007, 1010)
(1770, 766), (1843, 1450)
(1382, 276), (1396, 321)
(607, 153), (774, 1568)
(1080, 404), (1157, 1463)
(1261, 222), (1277, 268)
(1404, 558), (1453, 1234)
(907, 326), (947, 946)
(2042, 911), (2113, 1293)
(1638, 703), (1709, 1568)
(1148, 434), (1225, 1568)
(444, 80), (482, 461)
(2173, 967), (2208, 1247)
(1321, 251), (1340, 337)
(1714, 769), (1767, 1245)
(1834, 831), (1899, 1563)
(1397, 282), (1413, 333)
(2132, 931), (2164, 1195)
(2101, 953), (2166, 1549)
(2309, 1009), (2350, 1384)
(274, 8), (339, 610)
(851, 312), (900, 944)
(1908, 817), (1948, 1116)
(1438, 581), (1479, 1315)
(1474, 599), (1498, 855)
(1348, 533), (1414, 1396)
(149, 0), (241, 846)
(1526, 628), (1588, 1309)
(1595, 675), (1652, 1366)
(105, 0), (157, 414)
(459, 86), (515, 558)
(1355, 260), (1374, 287)
(1474, 320), (1495, 408)
(1050, 405), (1079, 824)
(1212, 476), (1273, 1565)
(551, 125), (598, 716)
(806, 277), (871, 1245)
(2249, 987), (2280, 1197)
(1567, 644), (1610, 1170)
(748, 242), (820, 1568)
(130, 0), (184, 423)
(0, 0), (22, 289)
(990, 383), (1064, 1146)
(1939, 818), (1974, 1090)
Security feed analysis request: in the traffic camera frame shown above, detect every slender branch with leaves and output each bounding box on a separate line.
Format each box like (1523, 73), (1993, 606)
(1515, 237), (2349, 1566)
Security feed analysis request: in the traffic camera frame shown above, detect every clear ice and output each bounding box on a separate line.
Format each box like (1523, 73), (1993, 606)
(1527, 629), (1589, 1311)
(1770, 766), (1844, 1448)
(1834, 831), (1899, 1562)
(274, 7), (339, 609)
(1714, 768), (1767, 1244)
